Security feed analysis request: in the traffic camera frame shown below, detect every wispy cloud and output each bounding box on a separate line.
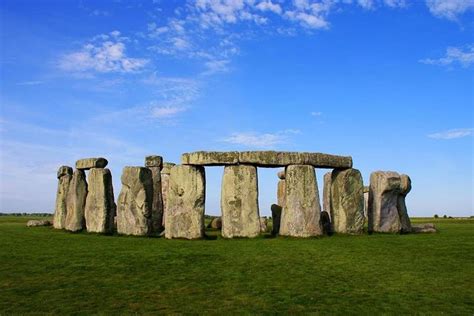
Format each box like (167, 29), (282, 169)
(428, 128), (473, 140)
(311, 111), (322, 116)
(425, 0), (474, 20)
(150, 106), (187, 119)
(58, 31), (148, 75)
(420, 44), (474, 68)
(221, 129), (300, 148)
(16, 81), (45, 86)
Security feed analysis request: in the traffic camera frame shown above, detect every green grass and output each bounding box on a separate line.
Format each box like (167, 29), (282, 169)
(0, 216), (473, 315)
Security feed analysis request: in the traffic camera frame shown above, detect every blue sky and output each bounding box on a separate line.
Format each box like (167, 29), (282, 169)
(0, 0), (473, 216)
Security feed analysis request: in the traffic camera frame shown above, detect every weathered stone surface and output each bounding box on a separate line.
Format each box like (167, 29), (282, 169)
(182, 151), (239, 166)
(271, 204), (282, 235)
(363, 191), (369, 219)
(53, 169), (72, 229)
(330, 168), (364, 234)
(145, 155), (163, 168)
(277, 179), (286, 208)
(368, 171), (413, 233)
(277, 170), (285, 180)
(363, 186), (370, 193)
(57, 166), (73, 179)
(161, 162), (176, 175)
(27, 220), (52, 227)
(280, 165), (322, 237)
(117, 167), (153, 236)
(166, 165), (205, 239)
(148, 166), (164, 233)
(221, 165), (260, 238)
(412, 223), (437, 233)
(84, 168), (116, 234)
(207, 217), (222, 229)
(65, 169), (88, 232)
(75, 157), (108, 170)
(323, 171), (332, 215)
(181, 151), (352, 168)
(161, 170), (171, 227)
(398, 174), (412, 233)
(260, 217), (268, 233)
(320, 211), (332, 235)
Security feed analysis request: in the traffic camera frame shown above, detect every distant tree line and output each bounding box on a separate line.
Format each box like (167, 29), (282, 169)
(0, 212), (52, 216)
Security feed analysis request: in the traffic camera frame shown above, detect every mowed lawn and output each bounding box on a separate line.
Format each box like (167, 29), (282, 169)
(0, 217), (473, 314)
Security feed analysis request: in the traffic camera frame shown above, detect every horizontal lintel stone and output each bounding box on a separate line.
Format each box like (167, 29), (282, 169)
(76, 157), (108, 170)
(181, 151), (352, 169)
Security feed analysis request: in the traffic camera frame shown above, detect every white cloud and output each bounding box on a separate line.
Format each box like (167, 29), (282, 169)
(383, 0), (406, 8)
(151, 106), (187, 118)
(16, 81), (44, 86)
(311, 111), (322, 116)
(426, 0), (474, 20)
(58, 31), (148, 74)
(420, 44), (474, 68)
(203, 59), (231, 75)
(221, 129), (300, 148)
(256, 1), (283, 14)
(428, 128), (473, 140)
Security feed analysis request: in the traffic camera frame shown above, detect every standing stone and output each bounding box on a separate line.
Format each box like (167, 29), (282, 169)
(368, 171), (413, 233)
(280, 165), (322, 237)
(65, 169), (88, 232)
(398, 174), (412, 233)
(84, 168), (116, 234)
(320, 211), (332, 235)
(221, 165), (260, 238)
(363, 186), (369, 219)
(260, 217), (268, 233)
(53, 166), (73, 229)
(271, 204), (282, 235)
(117, 167), (153, 236)
(166, 165), (205, 239)
(330, 168), (364, 234)
(208, 217), (222, 229)
(161, 162), (175, 227)
(277, 170), (286, 209)
(145, 156), (164, 234)
(323, 171), (332, 216)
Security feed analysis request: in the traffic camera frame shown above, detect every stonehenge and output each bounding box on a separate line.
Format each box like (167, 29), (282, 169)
(279, 165), (322, 237)
(221, 165), (260, 238)
(145, 155), (164, 233)
(52, 151), (417, 239)
(84, 168), (116, 234)
(368, 171), (413, 234)
(329, 168), (364, 234)
(53, 166), (73, 229)
(117, 167), (154, 236)
(165, 165), (206, 239)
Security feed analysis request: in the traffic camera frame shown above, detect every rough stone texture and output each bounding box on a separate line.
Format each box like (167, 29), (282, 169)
(368, 171), (413, 234)
(161, 162), (176, 175)
(330, 168), (365, 234)
(182, 151), (239, 166)
(412, 223), (437, 233)
(320, 211), (332, 235)
(277, 170), (285, 180)
(363, 191), (369, 219)
(166, 165), (205, 239)
(363, 186), (370, 193)
(65, 169), (88, 232)
(57, 166), (73, 179)
(75, 157), (108, 170)
(221, 165), (260, 238)
(117, 167), (154, 236)
(271, 204), (282, 235)
(208, 217), (222, 229)
(84, 168), (116, 234)
(53, 169), (72, 229)
(277, 179), (286, 208)
(27, 220), (52, 227)
(398, 174), (412, 233)
(148, 166), (164, 233)
(260, 217), (268, 233)
(323, 171), (332, 216)
(279, 165), (322, 237)
(145, 155), (163, 168)
(181, 151), (352, 168)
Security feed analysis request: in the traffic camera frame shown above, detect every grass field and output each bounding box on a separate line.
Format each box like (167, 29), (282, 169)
(0, 216), (473, 314)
